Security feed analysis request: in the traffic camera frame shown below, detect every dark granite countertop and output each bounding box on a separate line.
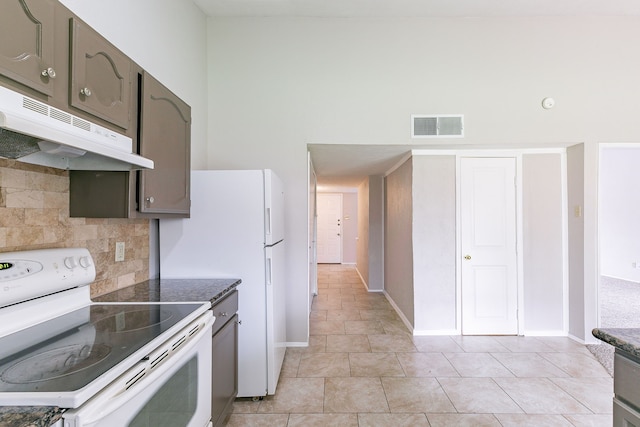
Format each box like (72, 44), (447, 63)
(0, 278), (240, 426)
(93, 278), (241, 305)
(593, 328), (640, 359)
(0, 406), (63, 427)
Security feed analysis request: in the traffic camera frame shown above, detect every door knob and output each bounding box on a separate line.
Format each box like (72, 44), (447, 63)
(464, 255), (471, 260)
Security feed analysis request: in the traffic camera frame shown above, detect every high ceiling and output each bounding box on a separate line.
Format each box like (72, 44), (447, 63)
(194, 0), (640, 18)
(195, 0), (640, 188)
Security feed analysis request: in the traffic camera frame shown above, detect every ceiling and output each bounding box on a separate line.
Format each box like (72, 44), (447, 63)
(194, 0), (640, 19)
(195, 0), (640, 188)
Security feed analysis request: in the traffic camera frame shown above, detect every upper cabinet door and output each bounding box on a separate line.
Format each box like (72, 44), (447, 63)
(138, 72), (191, 216)
(0, 0), (56, 96)
(69, 18), (131, 130)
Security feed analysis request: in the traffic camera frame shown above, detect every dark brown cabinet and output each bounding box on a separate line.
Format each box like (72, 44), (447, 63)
(70, 71), (191, 218)
(0, 1), (134, 134)
(0, 0), (57, 97)
(211, 291), (239, 427)
(69, 18), (132, 130)
(137, 72), (190, 215)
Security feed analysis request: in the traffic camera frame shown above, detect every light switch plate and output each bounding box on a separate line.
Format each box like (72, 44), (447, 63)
(115, 241), (125, 262)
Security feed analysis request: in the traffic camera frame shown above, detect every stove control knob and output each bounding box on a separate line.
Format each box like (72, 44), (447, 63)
(79, 256), (92, 268)
(64, 257), (78, 269)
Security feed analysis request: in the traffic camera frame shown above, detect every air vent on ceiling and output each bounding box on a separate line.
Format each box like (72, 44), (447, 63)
(411, 114), (464, 138)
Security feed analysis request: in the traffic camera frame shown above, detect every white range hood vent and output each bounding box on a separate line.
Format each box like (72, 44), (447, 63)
(0, 86), (153, 171)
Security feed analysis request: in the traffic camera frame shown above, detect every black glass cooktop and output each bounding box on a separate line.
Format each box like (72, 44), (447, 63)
(0, 303), (203, 393)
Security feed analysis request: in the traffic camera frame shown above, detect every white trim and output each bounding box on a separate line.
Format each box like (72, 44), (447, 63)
(455, 156), (462, 334)
(560, 151), (570, 334)
(286, 341), (310, 348)
(567, 333), (587, 345)
(383, 290), (413, 333)
(355, 267), (368, 290)
(413, 329), (460, 336)
(516, 154), (525, 335)
(384, 151), (413, 177)
(522, 330), (567, 337)
(413, 147), (567, 156)
(317, 185), (358, 193)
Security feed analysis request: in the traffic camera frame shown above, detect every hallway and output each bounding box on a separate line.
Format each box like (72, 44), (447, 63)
(227, 264), (612, 426)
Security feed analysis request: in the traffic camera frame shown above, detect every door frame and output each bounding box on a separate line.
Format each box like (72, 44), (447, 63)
(455, 152), (525, 335)
(308, 152), (318, 305)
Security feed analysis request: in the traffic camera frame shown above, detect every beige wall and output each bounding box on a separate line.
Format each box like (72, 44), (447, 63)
(356, 178), (370, 285)
(412, 155), (457, 333)
(367, 176), (385, 292)
(0, 160), (150, 297)
(567, 144), (586, 339)
(384, 159), (414, 325)
(522, 153), (565, 333)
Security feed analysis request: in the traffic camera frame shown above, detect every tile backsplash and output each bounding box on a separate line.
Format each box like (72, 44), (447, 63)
(0, 159), (149, 297)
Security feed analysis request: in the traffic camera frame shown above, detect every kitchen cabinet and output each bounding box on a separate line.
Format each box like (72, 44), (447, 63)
(614, 351), (640, 426)
(69, 70), (191, 218)
(211, 291), (238, 427)
(137, 71), (190, 215)
(0, 1), (134, 135)
(0, 0), (57, 97)
(69, 18), (132, 130)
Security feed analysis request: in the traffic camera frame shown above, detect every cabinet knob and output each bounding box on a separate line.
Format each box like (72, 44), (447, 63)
(146, 196), (155, 204)
(80, 87), (92, 97)
(41, 67), (56, 79)
(218, 312), (228, 317)
(464, 255), (471, 260)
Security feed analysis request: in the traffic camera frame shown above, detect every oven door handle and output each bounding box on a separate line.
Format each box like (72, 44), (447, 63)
(63, 313), (214, 426)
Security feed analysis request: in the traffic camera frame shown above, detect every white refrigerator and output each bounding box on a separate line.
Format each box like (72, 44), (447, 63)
(159, 169), (286, 398)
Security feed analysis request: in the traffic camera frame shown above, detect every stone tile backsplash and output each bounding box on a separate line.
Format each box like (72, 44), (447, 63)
(0, 159), (149, 297)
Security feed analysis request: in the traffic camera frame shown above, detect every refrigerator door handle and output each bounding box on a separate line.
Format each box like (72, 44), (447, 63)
(266, 256), (272, 286)
(266, 207), (272, 237)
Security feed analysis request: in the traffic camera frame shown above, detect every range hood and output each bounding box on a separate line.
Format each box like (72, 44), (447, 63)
(0, 86), (153, 171)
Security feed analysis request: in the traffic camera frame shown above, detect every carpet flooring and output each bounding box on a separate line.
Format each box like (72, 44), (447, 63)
(586, 276), (640, 375)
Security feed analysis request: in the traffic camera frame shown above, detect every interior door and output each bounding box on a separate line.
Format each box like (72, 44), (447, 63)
(317, 193), (342, 263)
(460, 157), (518, 335)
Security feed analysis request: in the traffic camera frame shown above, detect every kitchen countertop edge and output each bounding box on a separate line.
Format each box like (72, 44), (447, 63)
(592, 327), (640, 359)
(93, 278), (242, 305)
(0, 406), (64, 427)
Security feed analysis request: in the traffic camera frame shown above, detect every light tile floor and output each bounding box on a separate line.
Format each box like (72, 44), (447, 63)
(227, 264), (613, 426)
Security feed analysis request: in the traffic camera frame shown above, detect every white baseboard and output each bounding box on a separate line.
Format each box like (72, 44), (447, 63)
(286, 341), (309, 348)
(382, 291), (413, 332)
(413, 329), (460, 336)
(522, 330), (567, 337)
(355, 267), (368, 290)
(567, 333), (586, 344)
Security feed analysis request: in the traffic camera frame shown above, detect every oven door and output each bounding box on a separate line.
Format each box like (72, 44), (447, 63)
(63, 313), (213, 427)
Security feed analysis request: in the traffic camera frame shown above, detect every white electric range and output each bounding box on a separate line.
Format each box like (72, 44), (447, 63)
(0, 248), (213, 427)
